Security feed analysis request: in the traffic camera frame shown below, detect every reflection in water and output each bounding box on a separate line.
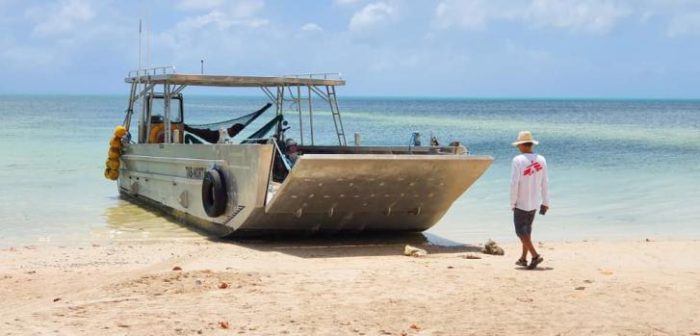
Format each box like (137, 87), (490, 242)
(98, 199), (202, 241)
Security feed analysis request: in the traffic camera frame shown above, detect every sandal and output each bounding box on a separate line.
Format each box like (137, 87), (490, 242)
(515, 258), (528, 267)
(528, 255), (544, 269)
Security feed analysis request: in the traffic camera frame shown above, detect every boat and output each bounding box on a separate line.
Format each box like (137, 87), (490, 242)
(107, 66), (493, 237)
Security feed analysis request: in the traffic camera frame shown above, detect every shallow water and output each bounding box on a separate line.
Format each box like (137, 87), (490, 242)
(0, 95), (698, 246)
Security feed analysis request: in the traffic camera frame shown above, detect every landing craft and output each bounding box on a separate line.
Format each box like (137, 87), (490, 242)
(108, 66), (493, 237)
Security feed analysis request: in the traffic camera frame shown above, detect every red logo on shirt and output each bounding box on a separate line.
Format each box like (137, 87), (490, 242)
(523, 161), (543, 176)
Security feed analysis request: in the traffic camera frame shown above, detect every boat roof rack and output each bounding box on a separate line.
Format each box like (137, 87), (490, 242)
(125, 72), (345, 88)
(123, 66), (347, 146)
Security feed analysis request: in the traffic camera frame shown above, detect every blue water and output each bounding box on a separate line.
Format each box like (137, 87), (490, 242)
(0, 95), (698, 246)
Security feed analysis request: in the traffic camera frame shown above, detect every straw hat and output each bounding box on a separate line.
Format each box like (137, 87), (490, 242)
(512, 131), (539, 147)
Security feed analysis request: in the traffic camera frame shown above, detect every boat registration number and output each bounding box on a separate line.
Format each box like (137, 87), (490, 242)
(186, 167), (206, 179)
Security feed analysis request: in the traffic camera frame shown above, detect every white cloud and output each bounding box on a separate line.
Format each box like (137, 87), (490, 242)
(227, 0), (266, 19)
(334, 0), (364, 5)
(176, 10), (268, 30)
(667, 12), (700, 37)
(301, 23), (323, 32)
(175, 0), (268, 30)
(434, 0), (630, 34)
(0, 1), (131, 76)
(526, 0), (630, 34)
(349, 2), (397, 32)
(26, 0), (96, 37)
(178, 0), (226, 10)
(434, 0), (496, 31)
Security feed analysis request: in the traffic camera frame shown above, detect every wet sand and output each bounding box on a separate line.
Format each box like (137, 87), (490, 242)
(1, 237), (698, 335)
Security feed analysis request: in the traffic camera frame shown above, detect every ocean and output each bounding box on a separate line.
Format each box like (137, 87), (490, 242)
(1, 95), (698, 246)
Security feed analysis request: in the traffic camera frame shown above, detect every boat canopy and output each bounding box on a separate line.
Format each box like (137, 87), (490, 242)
(122, 66), (348, 146)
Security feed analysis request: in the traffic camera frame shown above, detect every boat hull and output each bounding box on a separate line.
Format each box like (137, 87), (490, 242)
(118, 144), (493, 237)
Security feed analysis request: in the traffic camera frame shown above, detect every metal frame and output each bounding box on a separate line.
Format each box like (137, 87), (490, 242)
(140, 93), (184, 144)
(259, 73), (347, 146)
(123, 68), (347, 146)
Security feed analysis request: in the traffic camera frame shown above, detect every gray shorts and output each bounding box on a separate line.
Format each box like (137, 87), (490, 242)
(513, 208), (536, 237)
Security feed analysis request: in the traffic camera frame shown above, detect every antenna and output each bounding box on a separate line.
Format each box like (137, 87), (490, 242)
(146, 3), (151, 68)
(137, 0), (152, 70)
(138, 18), (142, 70)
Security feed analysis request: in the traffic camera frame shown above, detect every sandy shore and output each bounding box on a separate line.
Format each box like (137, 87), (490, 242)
(0, 236), (698, 336)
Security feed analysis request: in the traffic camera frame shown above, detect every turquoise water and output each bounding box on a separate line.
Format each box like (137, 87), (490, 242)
(1, 95), (698, 246)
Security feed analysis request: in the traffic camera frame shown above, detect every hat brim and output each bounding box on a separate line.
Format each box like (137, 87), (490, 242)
(512, 140), (539, 147)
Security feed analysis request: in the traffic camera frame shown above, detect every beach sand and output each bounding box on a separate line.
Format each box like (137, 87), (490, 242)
(0, 237), (698, 335)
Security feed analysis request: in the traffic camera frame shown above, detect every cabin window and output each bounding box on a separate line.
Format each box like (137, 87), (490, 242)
(149, 95), (183, 123)
(142, 94), (185, 144)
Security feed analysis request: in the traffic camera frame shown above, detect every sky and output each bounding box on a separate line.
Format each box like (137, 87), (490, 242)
(1, 0), (700, 97)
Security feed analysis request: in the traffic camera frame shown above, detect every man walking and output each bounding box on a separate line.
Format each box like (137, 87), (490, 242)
(510, 131), (549, 269)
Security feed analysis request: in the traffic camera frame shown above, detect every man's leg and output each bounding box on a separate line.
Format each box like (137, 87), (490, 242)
(519, 236), (528, 260)
(522, 234), (538, 257)
(524, 217), (544, 269)
(514, 209), (530, 266)
(514, 236), (529, 267)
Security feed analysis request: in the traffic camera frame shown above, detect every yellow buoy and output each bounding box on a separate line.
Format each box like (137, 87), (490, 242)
(108, 169), (119, 180)
(108, 147), (120, 159)
(107, 158), (120, 170)
(105, 125), (127, 181)
(114, 126), (127, 138)
(109, 137), (122, 148)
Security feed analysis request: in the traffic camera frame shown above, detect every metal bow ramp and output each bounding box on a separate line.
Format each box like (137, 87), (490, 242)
(233, 154), (493, 234)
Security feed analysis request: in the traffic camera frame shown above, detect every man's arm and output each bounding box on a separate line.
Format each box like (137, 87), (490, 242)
(510, 158), (519, 210)
(541, 158), (550, 207)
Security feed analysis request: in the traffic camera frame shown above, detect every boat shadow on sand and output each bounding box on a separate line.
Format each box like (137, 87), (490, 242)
(209, 232), (483, 259)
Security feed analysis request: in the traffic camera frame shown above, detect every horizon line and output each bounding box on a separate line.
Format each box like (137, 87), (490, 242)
(1, 92), (700, 101)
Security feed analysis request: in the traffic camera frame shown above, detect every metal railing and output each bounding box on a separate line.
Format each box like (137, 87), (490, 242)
(279, 72), (343, 80)
(127, 65), (176, 78)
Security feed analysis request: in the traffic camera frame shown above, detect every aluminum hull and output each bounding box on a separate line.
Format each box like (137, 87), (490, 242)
(118, 143), (493, 237)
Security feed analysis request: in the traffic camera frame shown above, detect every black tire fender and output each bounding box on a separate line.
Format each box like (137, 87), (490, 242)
(201, 167), (228, 217)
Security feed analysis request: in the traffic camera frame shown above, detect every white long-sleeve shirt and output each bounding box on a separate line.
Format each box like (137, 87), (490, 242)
(510, 153), (550, 211)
